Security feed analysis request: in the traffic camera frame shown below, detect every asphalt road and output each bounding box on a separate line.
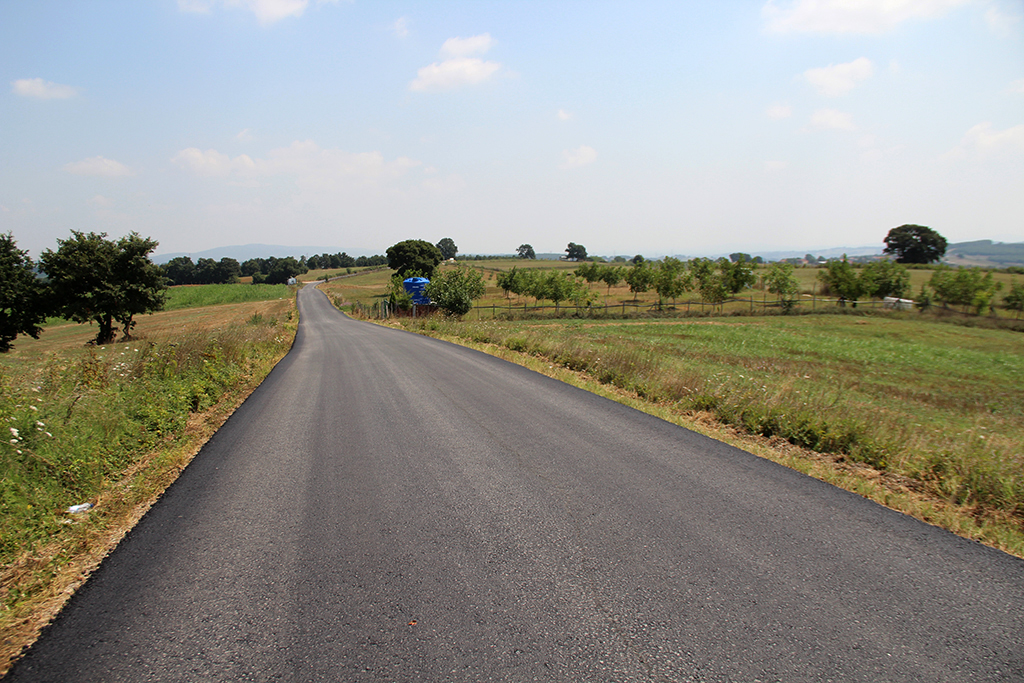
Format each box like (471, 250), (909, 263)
(6, 286), (1023, 682)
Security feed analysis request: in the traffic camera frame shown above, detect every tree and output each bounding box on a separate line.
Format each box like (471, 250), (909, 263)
(387, 239), (443, 278)
(689, 258), (728, 308)
(599, 265), (624, 297)
(764, 262), (800, 312)
(883, 224), (947, 264)
(517, 244), (536, 259)
(162, 256), (197, 285)
(817, 256), (863, 305)
(436, 237), (458, 260)
(929, 266), (1002, 314)
(565, 242), (587, 261)
(216, 257), (241, 283)
(859, 259), (909, 299)
(718, 258), (756, 294)
(653, 257), (690, 308)
(729, 252), (752, 263)
(266, 257), (302, 284)
(40, 231), (166, 344)
(624, 262), (654, 299)
(0, 233), (48, 352)
(574, 262), (602, 286)
(425, 266), (486, 316)
(1004, 282), (1024, 319)
(496, 267), (518, 298)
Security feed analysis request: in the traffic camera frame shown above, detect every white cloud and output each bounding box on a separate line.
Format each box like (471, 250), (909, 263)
(409, 57), (501, 92)
(440, 33), (495, 58)
(810, 108), (857, 130)
(172, 148), (255, 176)
(766, 103), (793, 119)
(11, 78), (78, 100)
(64, 156), (134, 177)
(1009, 79), (1024, 94)
(173, 140), (423, 189)
(392, 16), (409, 38)
(559, 145), (597, 170)
(88, 195), (115, 207)
(950, 122), (1024, 156)
(804, 58), (873, 97)
(763, 0), (969, 34)
(181, 0), (343, 25)
(410, 33), (503, 92)
(558, 109), (573, 121)
(236, 128), (254, 142)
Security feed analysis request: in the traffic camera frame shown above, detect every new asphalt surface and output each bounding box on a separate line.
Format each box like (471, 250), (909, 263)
(6, 285), (1023, 681)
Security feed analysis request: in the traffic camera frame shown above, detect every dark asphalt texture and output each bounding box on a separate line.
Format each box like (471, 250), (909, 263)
(6, 286), (1024, 682)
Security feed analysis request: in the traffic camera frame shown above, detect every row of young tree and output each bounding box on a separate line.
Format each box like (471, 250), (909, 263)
(2, 231), (167, 351)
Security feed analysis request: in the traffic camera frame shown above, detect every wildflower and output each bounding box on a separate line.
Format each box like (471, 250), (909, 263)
(9, 439), (17, 445)
(9, 427), (19, 438)
(29, 405), (37, 411)
(45, 432), (52, 437)
(36, 421), (44, 427)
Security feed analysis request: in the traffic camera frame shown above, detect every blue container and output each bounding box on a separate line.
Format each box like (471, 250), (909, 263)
(403, 277), (431, 305)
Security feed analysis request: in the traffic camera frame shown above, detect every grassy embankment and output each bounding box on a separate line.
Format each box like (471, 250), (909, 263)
(0, 283), (297, 674)
(324, 266), (1024, 556)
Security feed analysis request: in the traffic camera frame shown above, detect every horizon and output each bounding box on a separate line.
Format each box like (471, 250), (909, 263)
(3, 1), (1022, 260)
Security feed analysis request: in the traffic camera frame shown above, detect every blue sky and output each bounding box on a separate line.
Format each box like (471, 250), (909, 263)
(2, 0), (1022, 259)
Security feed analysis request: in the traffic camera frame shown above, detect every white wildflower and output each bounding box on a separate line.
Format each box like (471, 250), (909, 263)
(9, 427), (19, 438)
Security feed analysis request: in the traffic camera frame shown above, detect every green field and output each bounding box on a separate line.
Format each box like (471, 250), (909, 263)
(163, 283), (294, 310)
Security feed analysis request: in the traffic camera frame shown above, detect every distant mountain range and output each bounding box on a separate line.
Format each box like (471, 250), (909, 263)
(154, 240), (1024, 268)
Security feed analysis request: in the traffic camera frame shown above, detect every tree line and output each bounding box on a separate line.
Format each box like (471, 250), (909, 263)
(2, 231), (166, 350)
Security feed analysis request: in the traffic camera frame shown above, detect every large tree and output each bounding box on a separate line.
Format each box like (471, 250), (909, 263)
(565, 242), (588, 261)
(436, 237), (458, 260)
(883, 224), (947, 264)
(0, 233), (48, 352)
(40, 231), (167, 344)
(386, 239), (443, 278)
(516, 244), (535, 260)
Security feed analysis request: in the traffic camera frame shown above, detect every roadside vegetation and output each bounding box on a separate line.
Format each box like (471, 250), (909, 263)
(325, 264), (1024, 556)
(0, 290), (297, 674)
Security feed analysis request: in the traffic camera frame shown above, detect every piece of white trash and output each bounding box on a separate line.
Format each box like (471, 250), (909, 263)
(67, 503), (93, 514)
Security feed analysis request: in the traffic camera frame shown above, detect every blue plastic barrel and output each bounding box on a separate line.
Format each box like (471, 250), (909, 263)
(403, 277), (431, 305)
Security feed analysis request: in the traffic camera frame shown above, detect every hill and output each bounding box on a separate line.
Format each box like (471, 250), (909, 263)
(945, 240), (1024, 268)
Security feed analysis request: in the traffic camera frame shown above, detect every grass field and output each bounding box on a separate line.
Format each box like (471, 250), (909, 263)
(162, 283), (294, 310)
(0, 288), (298, 674)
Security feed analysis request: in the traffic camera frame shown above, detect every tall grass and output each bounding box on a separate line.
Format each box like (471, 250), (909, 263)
(0, 313), (294, 658)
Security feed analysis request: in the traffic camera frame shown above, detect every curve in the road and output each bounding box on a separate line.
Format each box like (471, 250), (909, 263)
(5, 285), (1023, 682)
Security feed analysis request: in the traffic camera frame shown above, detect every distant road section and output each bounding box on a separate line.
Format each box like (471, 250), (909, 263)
(6, 286), (1023, 681)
